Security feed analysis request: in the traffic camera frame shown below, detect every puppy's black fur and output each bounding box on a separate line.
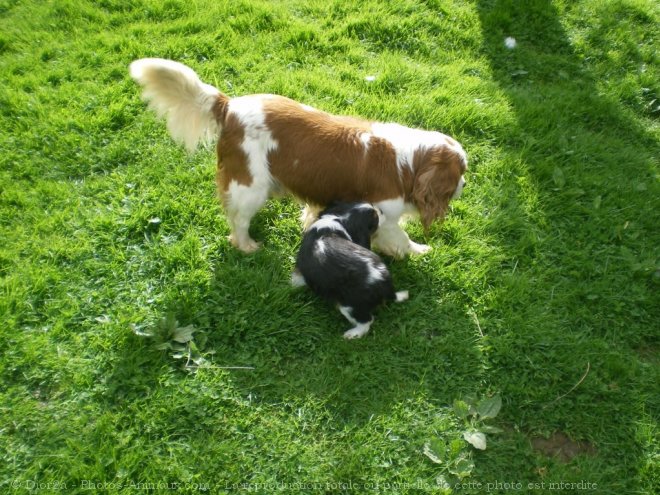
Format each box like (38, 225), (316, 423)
(294, 202), (407, 339)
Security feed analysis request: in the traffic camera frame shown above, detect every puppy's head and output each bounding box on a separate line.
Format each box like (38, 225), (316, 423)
(319, 202), (381, 249)
(412, 144), (467, 231)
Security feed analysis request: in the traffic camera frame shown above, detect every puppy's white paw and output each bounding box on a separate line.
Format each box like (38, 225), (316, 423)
(343, 320), (372, 339)
(290, 270), (306, 287)
(343, 327), (368, 339)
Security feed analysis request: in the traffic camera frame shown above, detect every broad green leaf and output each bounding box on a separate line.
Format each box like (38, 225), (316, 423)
(462, 394), (479, 415)
(449, 438), (465, 457)
(131, 324), (153, 337)
(435, 475), (451, 490)
(172, 324), (197, 343)
(192, 355), (207, 366)
(423, 443), (443, 464)
(480, 425), (504, 434)
(477, 395), (502, 419)
(453, 400), (470, 420)
(196, 332), (208, 348)
(463, 431), (487, 450)
(162, 314), (178, 330)
(450, 456), (475, 477)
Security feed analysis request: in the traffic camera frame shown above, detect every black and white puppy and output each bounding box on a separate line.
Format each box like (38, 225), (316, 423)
(292, 202), (409, 339)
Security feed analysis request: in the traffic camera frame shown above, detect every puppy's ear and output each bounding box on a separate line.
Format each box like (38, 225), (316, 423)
(346, 215), (368, 249)
(339, 208), (375, 249)
(352, 231), (372, 250)
(368, 208), (380, 234)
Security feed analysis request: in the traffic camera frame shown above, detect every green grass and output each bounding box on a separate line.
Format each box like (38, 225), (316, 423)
(1, 0), (658, 493)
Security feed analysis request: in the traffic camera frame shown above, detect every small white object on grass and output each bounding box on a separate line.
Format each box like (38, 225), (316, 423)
(504, 37), (517, 49)
(364, 75), (376, 82)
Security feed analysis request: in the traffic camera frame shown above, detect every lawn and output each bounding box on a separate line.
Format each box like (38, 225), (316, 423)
(0, 0), (658, 493)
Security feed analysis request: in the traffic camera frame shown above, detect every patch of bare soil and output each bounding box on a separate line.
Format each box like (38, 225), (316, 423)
(531, 431), (596, 462)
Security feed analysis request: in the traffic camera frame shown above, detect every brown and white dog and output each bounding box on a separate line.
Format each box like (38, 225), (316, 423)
(129, 58), (467, 257)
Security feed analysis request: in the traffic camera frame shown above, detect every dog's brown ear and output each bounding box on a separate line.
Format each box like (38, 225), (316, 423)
(412, 167), (451, 231)
(412, 153), (461, 232)
(412, 147), (466, 231)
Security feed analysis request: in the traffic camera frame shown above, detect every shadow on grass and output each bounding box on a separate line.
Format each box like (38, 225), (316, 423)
(194, 209), (484, 425)
(472, 0), (658, 489)
(94, 196), (481, 425)
(472, 0), (658, 388)
(475, 0), (658, 274)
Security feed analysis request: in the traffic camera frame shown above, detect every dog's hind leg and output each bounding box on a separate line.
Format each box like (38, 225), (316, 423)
(224, 181), (269, 253)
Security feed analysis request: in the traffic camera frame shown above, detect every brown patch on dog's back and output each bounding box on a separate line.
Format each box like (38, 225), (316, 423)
(263, 97), (402, 205)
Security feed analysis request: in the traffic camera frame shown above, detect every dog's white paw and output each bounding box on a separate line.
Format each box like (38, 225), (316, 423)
(408, 241), (431, 255)
(229, 235), (261, 253)
(372, 243), (407, 259)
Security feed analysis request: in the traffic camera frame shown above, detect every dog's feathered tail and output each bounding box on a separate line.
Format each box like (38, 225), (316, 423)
(129, 58), (228, 152)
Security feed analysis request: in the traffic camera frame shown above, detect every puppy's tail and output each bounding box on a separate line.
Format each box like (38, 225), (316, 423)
(129, 58), (229, 152)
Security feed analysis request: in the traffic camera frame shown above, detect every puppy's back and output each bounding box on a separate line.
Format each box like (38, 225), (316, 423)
(297, 234), (396, 307)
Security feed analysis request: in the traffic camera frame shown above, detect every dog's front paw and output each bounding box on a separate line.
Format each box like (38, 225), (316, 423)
(372, 242), (407, 259)
(229, 235), (261, 253)
(408, 240), (431, 255)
